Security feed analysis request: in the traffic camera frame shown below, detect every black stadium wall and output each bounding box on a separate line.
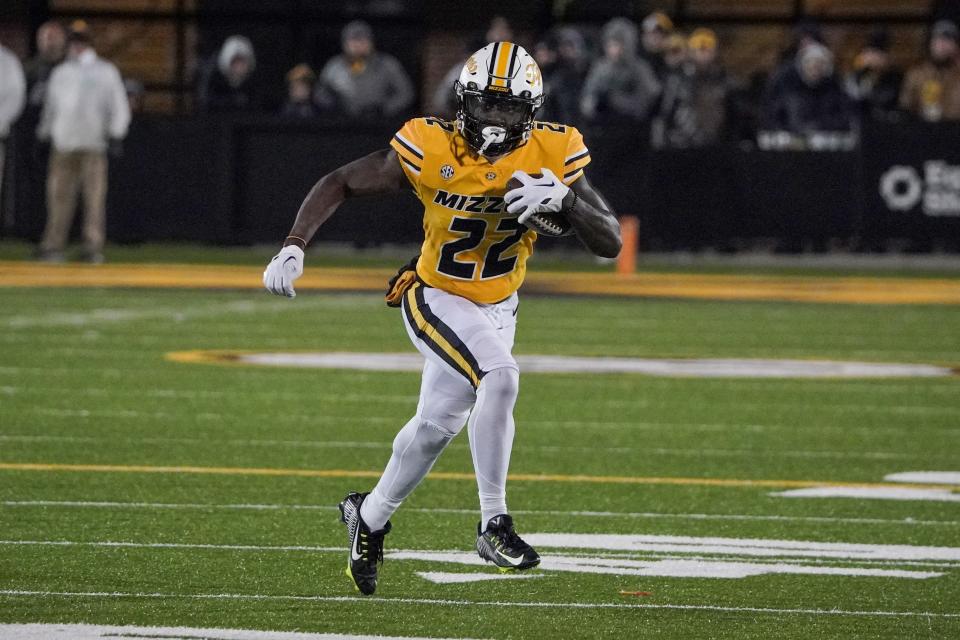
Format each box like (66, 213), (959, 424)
(4, 118), (960, 251)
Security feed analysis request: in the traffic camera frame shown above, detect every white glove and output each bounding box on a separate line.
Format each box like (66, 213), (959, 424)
(263, 245), (304, 298)
(505, 168), (570, 226)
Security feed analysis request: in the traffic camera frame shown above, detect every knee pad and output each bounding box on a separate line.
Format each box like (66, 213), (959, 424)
(392, 417), (457, 459)
(478, 366), (520, 403)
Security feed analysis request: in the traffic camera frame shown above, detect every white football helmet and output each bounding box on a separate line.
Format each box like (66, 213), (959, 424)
(455, 42), (544, 156)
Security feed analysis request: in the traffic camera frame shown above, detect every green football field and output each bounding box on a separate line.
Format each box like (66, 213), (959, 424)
(1, 271), (959, 639)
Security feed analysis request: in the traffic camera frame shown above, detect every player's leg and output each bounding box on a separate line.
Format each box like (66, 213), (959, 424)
(465, 294), (539, 570)
(359, 359), (474, 530)
(467, 294), (519, 526)
(340, 297), (477, 595)
(402, 283), (538, 570)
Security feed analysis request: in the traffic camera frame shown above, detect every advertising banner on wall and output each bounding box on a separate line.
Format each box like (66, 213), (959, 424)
(863, 120), (960, 247)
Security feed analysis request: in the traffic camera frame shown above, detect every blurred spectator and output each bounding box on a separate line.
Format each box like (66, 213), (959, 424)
(196, 35), (259, 113)
(281, 64), (319, 119)
(845, 28), (902, 122)
(580, 18), (661, 123)
(899, 20), (960, 121)
(762, 42), (853, 134)
(431, 44), (472, 119)
(24, 21), (67, 111)
(0, 41), (26, 208)
(652, 33), (688, 147)
(653, 29), (731, 148)
(431, 17), (516, 119)
(662, 33), (687, 72)
(764, 20), (824, 110)
(36, 23), (130, 263)
(124, 78), (146, 114)
(533, 35), (558, 76)
(640, 11), (673, 81)
(727, 44), (780, 144)
(484, 16), (514, 45)
(314, 20), (414, 120)
(538, 27), (590, 125)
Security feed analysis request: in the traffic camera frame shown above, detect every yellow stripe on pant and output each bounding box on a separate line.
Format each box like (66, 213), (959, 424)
(404, 283), (483, 388)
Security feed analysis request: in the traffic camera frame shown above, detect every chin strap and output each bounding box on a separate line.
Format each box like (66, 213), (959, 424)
(479, 126), (507, 154)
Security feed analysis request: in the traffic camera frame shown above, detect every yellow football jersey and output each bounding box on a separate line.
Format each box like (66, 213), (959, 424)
(389, 117), (591, 304)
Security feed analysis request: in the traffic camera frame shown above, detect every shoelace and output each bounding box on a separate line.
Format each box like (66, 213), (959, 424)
(493, 524), (525, 551)
(361, 529), (388, 564)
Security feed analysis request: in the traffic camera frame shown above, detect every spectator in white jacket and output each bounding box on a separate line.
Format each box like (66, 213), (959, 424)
(37, 23), (130, 263)
(0, 41), (26, 215)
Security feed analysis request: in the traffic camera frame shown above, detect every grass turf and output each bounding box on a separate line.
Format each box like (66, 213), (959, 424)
(0, 284), (959, 639)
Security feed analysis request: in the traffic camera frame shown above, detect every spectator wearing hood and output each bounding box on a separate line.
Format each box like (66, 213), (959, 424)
(653, 29), (731, 148)
(536, 27), (590, 126)
(314, 20), (414, 120)
(580, 18), (661, 123)
(0, 40), (26, 210)
(763, 21), (824, 113)
(36, 23), (130, 263)
(639, 11), (673, 81)
(430, 17), (516, 119)
(900, 20), (960, 121)
(845, 28), (903, 123)
(762, 42), (853, 134)
(196, 35), (258, 113)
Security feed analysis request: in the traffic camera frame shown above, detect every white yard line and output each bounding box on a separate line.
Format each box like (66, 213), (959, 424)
(1, 298), (347, 330)
(236, 352), (957, 379)
(885, 472), (960, 485)
(774, 487), (960, 503)
(5, 381), (960, 421)
(0, 590), (957, 618)
(8, 400), (960, 438)
(3, 539), (959, 570)
(0, 625), (482, 640)
(0, 433), (936, 462)
(3, 500), (958, 527)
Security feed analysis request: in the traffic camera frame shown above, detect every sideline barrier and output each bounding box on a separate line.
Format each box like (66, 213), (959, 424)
(4, 117), (959, 250)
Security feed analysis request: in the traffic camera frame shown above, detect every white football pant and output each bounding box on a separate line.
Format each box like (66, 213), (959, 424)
(359, 281), (520, 530)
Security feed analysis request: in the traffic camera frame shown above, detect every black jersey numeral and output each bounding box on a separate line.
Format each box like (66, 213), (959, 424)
(438, 217), (487, 279)
(534, 122), (566, 133)
(482, 217), (525, 279)
(436, 216), (527, 280)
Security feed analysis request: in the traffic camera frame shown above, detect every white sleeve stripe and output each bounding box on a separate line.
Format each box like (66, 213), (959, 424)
(399, 155), (421, 175)
(564, 148), (589, 164)
(562, 168), (584, 184)
(394, 132), (424, 159)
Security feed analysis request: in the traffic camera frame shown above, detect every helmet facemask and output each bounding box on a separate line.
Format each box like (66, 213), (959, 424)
(455, 81), (542, 157)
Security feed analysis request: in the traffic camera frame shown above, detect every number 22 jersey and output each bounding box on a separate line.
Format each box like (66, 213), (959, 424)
(389, 117), (591, 304)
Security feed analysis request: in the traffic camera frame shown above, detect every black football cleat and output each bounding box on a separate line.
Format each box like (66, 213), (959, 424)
(476, 514), (540, 571)
(338, 491), (391, 595)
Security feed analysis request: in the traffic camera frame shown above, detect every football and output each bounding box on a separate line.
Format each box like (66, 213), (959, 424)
(506, 174), (575, 237)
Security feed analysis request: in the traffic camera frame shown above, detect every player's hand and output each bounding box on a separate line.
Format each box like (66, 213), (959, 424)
(263, 245), (304, 298)
(505, 168), (570, 225)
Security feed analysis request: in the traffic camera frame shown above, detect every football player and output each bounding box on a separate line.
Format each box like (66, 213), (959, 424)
(264, 41), (621, 595)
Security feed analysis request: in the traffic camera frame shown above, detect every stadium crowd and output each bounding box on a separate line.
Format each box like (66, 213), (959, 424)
(2, 13), (960, 149)
(1, 12), (960, 258)
(185, 12), (960, 149)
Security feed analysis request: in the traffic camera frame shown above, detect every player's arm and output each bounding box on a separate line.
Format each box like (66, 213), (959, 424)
(285, 148), (407, 248)
(264, 148), (407, 297)
(563, 174), (622, 259)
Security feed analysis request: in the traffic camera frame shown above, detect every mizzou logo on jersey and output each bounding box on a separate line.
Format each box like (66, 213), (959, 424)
(433, 190), (506, 214)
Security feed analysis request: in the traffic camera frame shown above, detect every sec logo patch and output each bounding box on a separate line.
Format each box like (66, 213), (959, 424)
(440, 164), (455, 180)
